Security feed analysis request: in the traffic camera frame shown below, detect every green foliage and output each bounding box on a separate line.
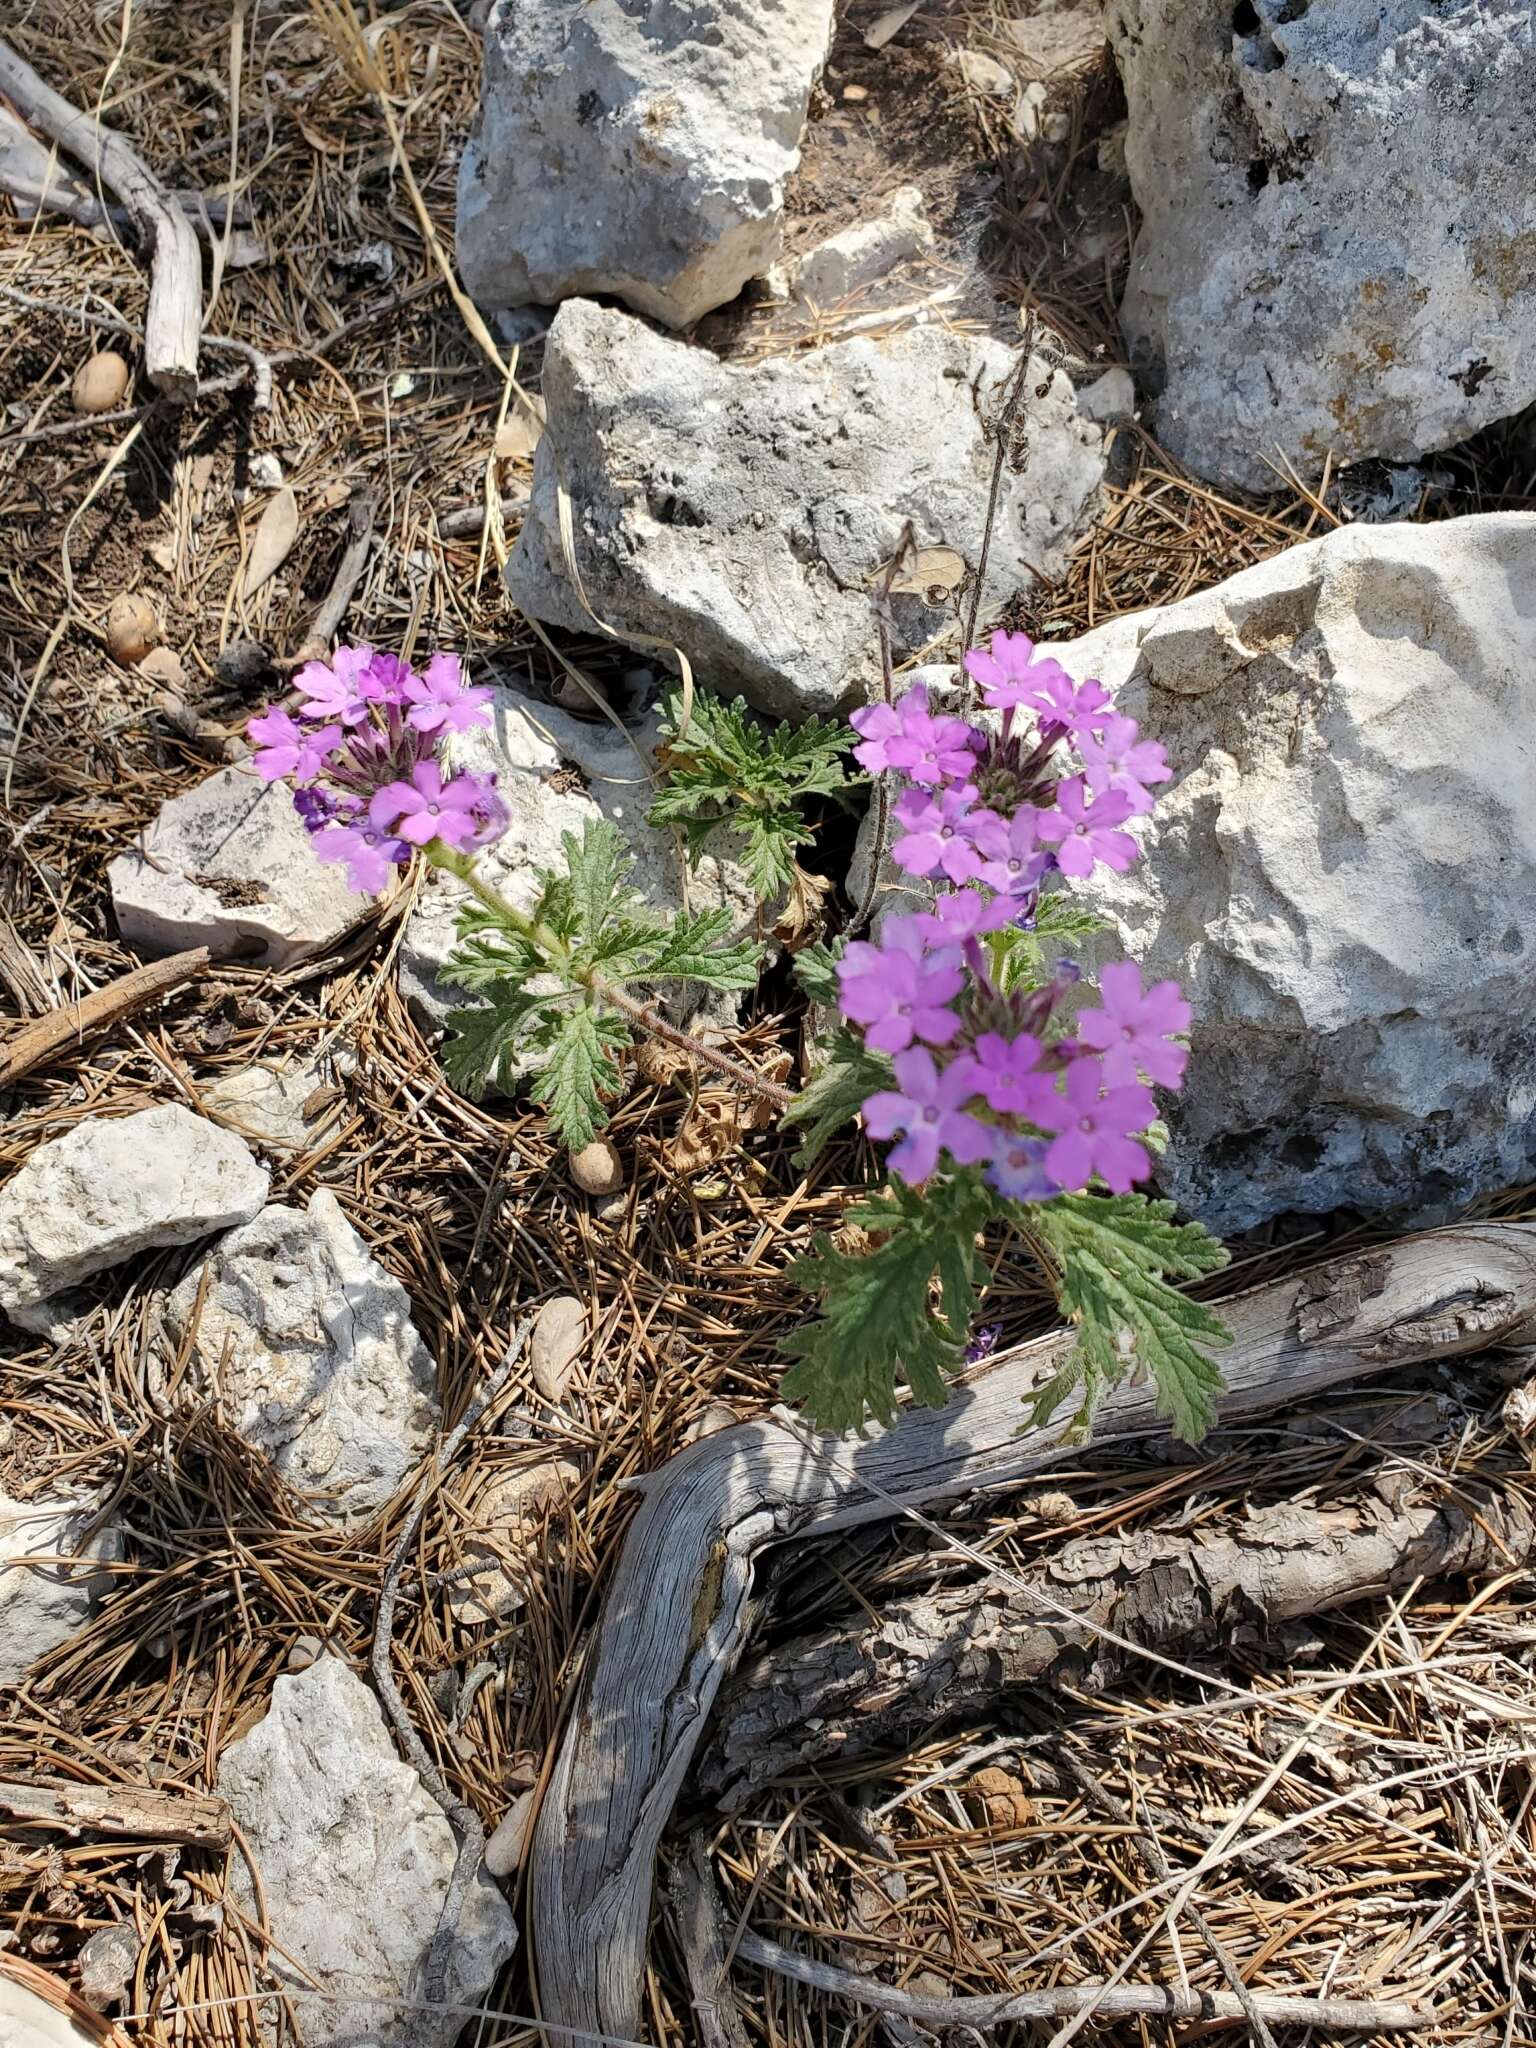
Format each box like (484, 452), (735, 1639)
(782, 1028), (891, 1166)
(988, 889), (1108, 997)
(649, 687), (854, 899)
(1026, 1193), (1231, 1441)
(439, 819), (761, 1144)
(780, 1173), (997, 1431)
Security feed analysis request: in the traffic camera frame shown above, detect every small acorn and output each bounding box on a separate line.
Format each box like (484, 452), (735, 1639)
(72, 349), (131, 414)
(569, 1138), (624, 1195)
(105, 592), (159, 664)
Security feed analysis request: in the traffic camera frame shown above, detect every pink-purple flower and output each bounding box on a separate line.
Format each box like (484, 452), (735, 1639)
(371, 760), (497, 850)
(971, 807), (1049, 895)
(1038, 1059), (1157, 1195)
(861, 1049), (990, 1184)
(1076, 959), (1191, 1087)
(890, 787), (995, 884)
(404, 652), (495, 736)
(1035, 777), (1139, 878)
(293, 643), (393, 725)
(1078, 712), (1170, 817)
(837, 917), (966, 1052)
(971, 1031), (1055, 1121)
(312, 818), (410, 894)
(851, 686), (980, 786)
(985, 1129), (1055, 1203)
(248, 706), (342, 783)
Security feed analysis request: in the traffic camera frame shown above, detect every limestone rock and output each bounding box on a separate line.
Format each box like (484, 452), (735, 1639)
(165, 1192), (438, 1520)
(792, 185), (933, 304)
(398, 687), (757, 1038)
(505, 299), (1104, 722)
(216, 1657), (516, 2048)
(0, 1491), (122, 1688)
(109, 766), (369, 968)
(202, 1061), (331, 1151)
(1061, 513), (1536, 1230)
(458, 0), (835, 329)
(1108, 0), (1536, 491)
(0, 1106), (268, 1319)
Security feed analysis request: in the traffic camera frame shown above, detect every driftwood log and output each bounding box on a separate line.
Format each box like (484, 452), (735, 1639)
(528, 1222), (1536, 2040)
(0, 37), (201, 398)
(699, 1471), (1536, 1807)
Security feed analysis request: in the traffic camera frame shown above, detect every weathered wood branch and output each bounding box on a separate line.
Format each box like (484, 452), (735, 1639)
(0, 1776), (232, 1849)
(0, 37), (201, 398)
(527, 1223), (1536, 2041)
(700, 1473), (1536, 1807)
(0, 948), (209, 1092)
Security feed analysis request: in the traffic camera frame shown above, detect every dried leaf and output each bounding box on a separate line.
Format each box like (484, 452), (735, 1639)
(240, 487), (299, 598)
(865, 0), (923, 50)
(888, 545), (967, 597)
(496, 397), (546, 461)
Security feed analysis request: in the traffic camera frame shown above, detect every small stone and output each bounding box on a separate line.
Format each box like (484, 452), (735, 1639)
(249, 452), (284, 491)
(483, 1788), (536, 1878)
(164, 1192), (439, 1522)
(956, 48), (1013, 94)
(793, 184), (933, 304)
(569, 1140), (624, 1196)
(202, 1061), (331, 1151)
(683, 1402), (737, 1444)
(458, 0), (837, 329)
(842, 82), (868, 100)
(0, 1490), (123, 1688)
(0, 1105), (268, 1318)
(110, 765), (372, 968)
(288, 1632), (324, 1672)
(136, 644), (187, 689)
(72, 350), (131, 414)
(530, 1296), (586, 1403)
(104, 593), (159, 664)
(1076, 366), (1135, 422)
(969, 1765), (1032, 1829)
(216, 1658), (516, 2048)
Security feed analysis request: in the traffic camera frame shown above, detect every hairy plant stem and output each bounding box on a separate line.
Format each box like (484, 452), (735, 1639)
(425, 841), (793, 1112)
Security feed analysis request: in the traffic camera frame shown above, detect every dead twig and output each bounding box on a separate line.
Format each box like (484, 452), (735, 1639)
(0, 35), (201, 398)
(0, 1777), (232, 1850)
(291, 489), (376, 665)
(735, 1930), (1428, 2033)
(0, 947), (210, 1093)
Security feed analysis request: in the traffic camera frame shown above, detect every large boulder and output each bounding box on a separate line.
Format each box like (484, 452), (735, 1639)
(0, 1106), (269, 1321)
(506, 299), (1105, 722)
(0, 1491), (122, 1688)
(1108, 0), (1536, 492)
(400, 686), (758, 1040)
(165, 1192), (438, 1521)
(458, 0), (836, 330)
(1064, 513), (1536, 1231)
(216, 1657), (516, 2048)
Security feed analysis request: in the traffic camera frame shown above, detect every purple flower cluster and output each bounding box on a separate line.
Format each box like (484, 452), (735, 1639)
(841, 632), (1189, 1201)
(247, 646), (508, 891)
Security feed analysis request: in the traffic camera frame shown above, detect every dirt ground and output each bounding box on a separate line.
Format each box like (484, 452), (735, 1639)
(3, 3), (1535, 2044)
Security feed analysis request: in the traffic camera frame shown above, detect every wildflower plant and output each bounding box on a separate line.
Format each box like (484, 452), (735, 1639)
(247, 645), (766, 1149)
(781, 631), (1231, 1440)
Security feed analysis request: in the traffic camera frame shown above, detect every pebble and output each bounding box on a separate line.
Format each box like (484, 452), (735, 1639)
(569, 1138), (624, 1195)
(105, 592), (159, 664)
(72, 350), (131, 414)
(288, 1633), (324, 1671)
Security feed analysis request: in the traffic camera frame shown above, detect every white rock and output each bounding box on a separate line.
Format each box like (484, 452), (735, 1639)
(446, 1459), (583, 1622)
(399, 687), (757, 1040)
(507, 299), (1104, 722)
(458, 0), (836, 330)
(202, 1061), (329, 1151)
(109, 766), (370, 968)
(216, 1657), (516, 2048)
(1109, 0), (1536, 491)
(1060, 512), (1536, 1230)
(1007, 1), (1106, 73)
(1077, 366), (1136, 422)
(164, 1192), (438, 1521)
(0, 1491), (122, 1688)
(530, 1296), (586, 1404)
(793, 185), (934, 305)
(0, 1106), (269, 1318)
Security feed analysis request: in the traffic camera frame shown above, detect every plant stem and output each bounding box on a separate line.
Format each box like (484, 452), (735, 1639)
(424, 841), (793, 1112)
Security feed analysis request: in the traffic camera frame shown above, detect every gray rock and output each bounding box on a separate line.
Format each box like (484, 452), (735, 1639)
(109, 765), (369, 968)
(0, 1490), (122, 1688)
(0, 1106), (269, 1318)
(1109, 0), (1536, 492)
(165, 1192), (438, 1521)
(399, 686), (757, 1040)
(458, 0), (835, 329)
(1077, 366), (1136, 423)
(506, 299), (1104, 721)
(1061, 512), (1536, 1230)
(216, 1657), (516, 2048)
(792, 185), (934, 304)
(202, 1061), (330, 1152)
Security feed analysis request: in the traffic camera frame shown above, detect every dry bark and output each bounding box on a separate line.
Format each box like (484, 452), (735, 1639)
(700, 1479), (1536, 1808)
(0, 38), (201, 398)
(526, 1222), (1536, 2041)
(0, 1777), (232, 1849)
(0, 948), (209, 1091)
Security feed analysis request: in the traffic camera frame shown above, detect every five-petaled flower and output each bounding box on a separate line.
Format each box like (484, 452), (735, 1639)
(1035, 777), (1139, 877)
(1076, 959), (1191, 1087)
(851, 686), (980, 786)
(837, 917), (965, 1053)
(861, 1048), (990, 1184)
(1038, 1059), (1157, 1195)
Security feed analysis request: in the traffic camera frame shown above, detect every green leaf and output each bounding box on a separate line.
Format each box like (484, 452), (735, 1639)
(988, 888), (1109, 997)
(562, 818), (633, 952)
(440, 990), (546, 1099)
(781, 1030), (890, 1166)
(792, 939), (844, 1008)
(779, 1174), (995, 1431)
(644, 906), (761, 988)
(527, 1003), (629, 1150)
(1027, 1193), (1231, 1442)
(736, 806), (810, 898)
